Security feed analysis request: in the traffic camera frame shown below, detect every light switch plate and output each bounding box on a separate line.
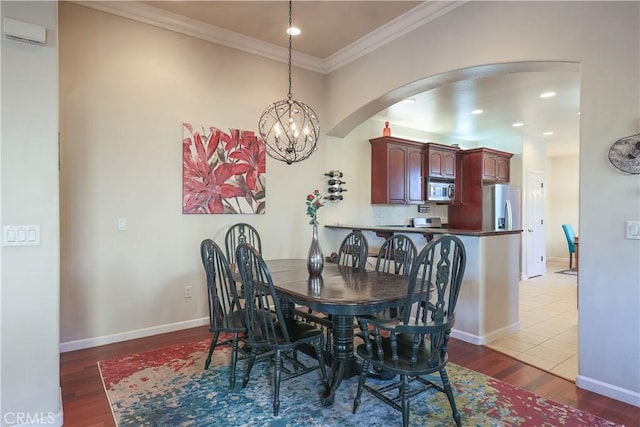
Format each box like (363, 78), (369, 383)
(2, 225), (40, 246)
(625, 220), (640, 239)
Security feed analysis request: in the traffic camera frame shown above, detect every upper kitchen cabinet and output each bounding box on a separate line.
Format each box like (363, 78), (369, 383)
(425, 143), (459, 179)
(463, 147), (513, 183)
(370, 136), (424, 204)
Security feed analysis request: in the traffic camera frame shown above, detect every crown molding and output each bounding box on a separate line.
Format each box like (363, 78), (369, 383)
(74, 1), (466, 75)
(324, 1), (468, 73)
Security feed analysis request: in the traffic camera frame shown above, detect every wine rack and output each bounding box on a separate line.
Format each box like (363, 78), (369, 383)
(324, 170), (346, 202)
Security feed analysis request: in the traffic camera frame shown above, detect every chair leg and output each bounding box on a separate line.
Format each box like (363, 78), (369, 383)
(313, 339), (329, 388)
(242, 349), (257, 388)
(440, 368), (461, 427)
(273, 349), (282, 416)
(569, 252), (574, 269)
(352, 360), (369, 414)
(205, 332), (220, 370)
(401, 375), (409, 427)
(229, 333), (239, 389)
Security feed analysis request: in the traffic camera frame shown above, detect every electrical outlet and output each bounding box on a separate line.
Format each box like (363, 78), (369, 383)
(184, 285), (192, 298)
(625, 220), (640, 239)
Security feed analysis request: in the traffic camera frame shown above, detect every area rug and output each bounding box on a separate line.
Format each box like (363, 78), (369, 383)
(557, 269), (578, 276)
(99, 337), (620, 427)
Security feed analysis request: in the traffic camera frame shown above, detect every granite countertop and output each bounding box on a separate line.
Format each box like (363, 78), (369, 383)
(324, 224), (522, 237)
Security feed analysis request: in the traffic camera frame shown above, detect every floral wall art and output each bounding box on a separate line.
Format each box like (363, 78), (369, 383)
(182, 123), (266, 214)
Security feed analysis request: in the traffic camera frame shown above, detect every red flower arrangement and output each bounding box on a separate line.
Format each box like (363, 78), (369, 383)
(305, 190), (324, 226)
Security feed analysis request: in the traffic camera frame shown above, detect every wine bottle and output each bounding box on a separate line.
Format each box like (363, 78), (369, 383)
(324, 194), (344, 201)
(328, 179), (346, 185)
(328, 187), (347, 193)
(324, 171), (343, 178)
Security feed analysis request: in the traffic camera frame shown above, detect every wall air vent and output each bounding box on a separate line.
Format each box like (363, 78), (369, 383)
(2, 17), (46, 46)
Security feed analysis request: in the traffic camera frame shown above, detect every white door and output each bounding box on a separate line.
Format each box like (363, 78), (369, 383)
(526, 171), (545, 278)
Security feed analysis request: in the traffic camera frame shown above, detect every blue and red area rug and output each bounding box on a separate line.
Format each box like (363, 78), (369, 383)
(99, 337), (620, 427)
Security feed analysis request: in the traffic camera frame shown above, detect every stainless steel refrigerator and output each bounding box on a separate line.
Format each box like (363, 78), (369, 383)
(482, 184), (521, 231)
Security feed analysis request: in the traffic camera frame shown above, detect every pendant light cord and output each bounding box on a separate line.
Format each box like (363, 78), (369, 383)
(287, 0), (293, 101)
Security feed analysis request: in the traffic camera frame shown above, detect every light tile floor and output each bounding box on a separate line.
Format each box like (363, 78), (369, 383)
(485, 260), (579, 382)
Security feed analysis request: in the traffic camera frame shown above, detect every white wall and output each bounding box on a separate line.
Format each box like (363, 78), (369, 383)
(0, 1), (62, 425)
(547, 155), (579, 261)
(323, 1), (639, 406)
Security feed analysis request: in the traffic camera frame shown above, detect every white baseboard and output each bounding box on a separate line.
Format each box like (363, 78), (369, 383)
(576, 374), (640, 407)
(451, 322), (519, 346)
(59, 317), (209, 353)
(450, 328), (483, 345)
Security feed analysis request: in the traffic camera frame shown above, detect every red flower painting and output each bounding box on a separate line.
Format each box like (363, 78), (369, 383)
(182, 123), (266, 214)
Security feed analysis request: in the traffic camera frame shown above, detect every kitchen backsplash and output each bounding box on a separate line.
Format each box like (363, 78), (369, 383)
(372, 203), (448, 226)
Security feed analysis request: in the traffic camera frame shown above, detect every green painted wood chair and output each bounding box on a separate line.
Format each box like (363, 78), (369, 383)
(200, 239), (246, 389)
(353, 234), (467, 427)
(235, 242), (329, 417)
(337, 230), (369, 270)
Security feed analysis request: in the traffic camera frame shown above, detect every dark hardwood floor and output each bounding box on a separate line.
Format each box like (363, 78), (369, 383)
(60, 326), (640, 427)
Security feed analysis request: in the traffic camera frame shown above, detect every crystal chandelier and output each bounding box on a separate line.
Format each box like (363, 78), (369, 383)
(258, 0), (320, 165)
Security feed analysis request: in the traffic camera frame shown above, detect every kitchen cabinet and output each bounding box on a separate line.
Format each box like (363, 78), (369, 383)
(448, 147), (513, 229)
(481, 150), (511, 182)
(425, 143), (458, 179)
(370, 136), (424, 204)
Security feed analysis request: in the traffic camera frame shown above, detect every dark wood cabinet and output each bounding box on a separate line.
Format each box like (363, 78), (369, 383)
(448, 147), (513, 229)
(425, 144), (458, 179)
(370, 137), (424, 204)
(481, 151), (511, 182)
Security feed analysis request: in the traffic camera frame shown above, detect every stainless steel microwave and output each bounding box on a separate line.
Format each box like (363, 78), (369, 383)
(426, 179), (455, 202)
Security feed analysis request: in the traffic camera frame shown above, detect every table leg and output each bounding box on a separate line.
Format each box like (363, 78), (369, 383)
(320, 314), (356, 406)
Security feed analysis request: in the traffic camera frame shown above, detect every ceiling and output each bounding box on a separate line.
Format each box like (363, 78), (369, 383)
(104, 1), (580, 157)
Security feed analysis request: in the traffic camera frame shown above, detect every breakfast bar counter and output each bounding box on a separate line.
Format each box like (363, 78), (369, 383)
(324, 224), (522, 346)
(325, 224), (521, 238)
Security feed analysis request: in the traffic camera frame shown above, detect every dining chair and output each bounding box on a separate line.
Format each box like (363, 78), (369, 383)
(353, 234), (467, 427)
(224, 223), (262, 265)
(302, 231), (370, 349)
(337, 230), (369, 270)
(371, 234), (418, 320)
(200, 239), (246, 389)
(235, 242), (329, 416)
(375, 234), (417, 276)
(561, 224), (576, 269)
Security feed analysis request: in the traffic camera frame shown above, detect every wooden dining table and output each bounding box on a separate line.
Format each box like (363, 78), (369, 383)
(232, 259), (412, 406)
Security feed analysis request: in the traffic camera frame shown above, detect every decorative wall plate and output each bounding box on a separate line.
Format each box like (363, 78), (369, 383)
(608, 134), (640, 174)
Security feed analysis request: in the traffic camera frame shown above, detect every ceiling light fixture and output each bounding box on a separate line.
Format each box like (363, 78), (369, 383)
(540, 91), (556, 98)
(512, 122), (524, 127)
(471, 109), (484, 115)
(543, 131), (554, 136)
(258, 0), (320, 165)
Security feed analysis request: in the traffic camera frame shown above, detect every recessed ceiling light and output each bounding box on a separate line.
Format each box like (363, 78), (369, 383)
(543, 131), (554, 136)
(540, 91), (556, 98)
(512, 122), (524, 127)
(402, 98), (415, 104)
(287, 27), (301, 36)
(471, 109), (483, 115)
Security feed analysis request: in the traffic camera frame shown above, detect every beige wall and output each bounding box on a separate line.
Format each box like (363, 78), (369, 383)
(1, 1), (61, 424)
(58, 2), (327, 346)
(547, 155), (580, 261)
(52, 0), (639, 411)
